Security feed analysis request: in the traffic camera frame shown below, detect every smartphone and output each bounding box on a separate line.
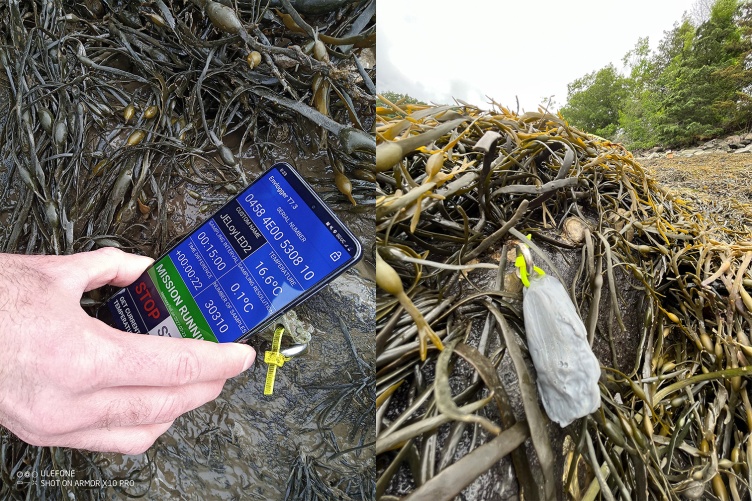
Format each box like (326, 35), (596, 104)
(100, 162), (362, 343)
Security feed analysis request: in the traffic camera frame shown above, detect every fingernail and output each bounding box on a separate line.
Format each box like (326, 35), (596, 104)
(242, 348), (256, 371)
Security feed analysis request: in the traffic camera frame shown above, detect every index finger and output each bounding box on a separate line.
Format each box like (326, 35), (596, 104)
(87, 321), (256, 389)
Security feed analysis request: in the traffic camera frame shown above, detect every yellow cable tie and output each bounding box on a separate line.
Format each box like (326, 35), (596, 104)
(514, 247), (546, 288)
(263, 326), (290, 396)
(515, 255), (530, 287)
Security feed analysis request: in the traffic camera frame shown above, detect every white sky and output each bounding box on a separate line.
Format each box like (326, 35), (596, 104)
(377, 0), (700, 112)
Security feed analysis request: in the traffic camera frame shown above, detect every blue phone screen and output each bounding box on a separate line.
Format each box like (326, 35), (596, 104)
(106, 162), (360, 342)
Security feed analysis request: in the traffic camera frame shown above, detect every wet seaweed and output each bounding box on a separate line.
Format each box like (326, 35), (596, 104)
(0, 0), (375, 257)
(284, 449), (343, 500)
(284, 446), (374, 501)
(307, 318), (375, 455)
(376, 98), (752, 499)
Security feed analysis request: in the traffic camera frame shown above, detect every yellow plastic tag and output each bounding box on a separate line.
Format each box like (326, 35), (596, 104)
(514, 234), (545, 288)
(514, 255), (546, 288)
(263, 326), (291, 395)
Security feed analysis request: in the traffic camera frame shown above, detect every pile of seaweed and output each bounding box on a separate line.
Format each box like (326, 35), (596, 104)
(376, 98), (752, 500)
(0, 0), (374, 499)
(640, 153), (752, 235)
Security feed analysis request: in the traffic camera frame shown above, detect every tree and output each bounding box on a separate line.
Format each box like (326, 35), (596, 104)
(714, 0), (752, 131)
(619, 37), (661, 148)
(566, 0), (752, 149)
(560, 64), (627, 139)
(652, 1), (746, 144)
(650, 19), (708, 144)
(377, 91), (426, 109)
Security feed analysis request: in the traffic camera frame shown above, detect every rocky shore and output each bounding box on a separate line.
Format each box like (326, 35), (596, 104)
(637, 132), (752, 159)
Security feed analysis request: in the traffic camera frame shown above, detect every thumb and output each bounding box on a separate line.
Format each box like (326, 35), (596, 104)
(70, 247), (154, 291)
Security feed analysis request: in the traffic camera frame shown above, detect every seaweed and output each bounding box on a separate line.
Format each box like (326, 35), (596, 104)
(376, 99), (752, 499)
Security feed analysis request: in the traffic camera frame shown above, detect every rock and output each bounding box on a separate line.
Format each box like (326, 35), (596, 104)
(358, 48), (375, 70)
(726, 135), (744, 148)
(639, 133), (752, 159)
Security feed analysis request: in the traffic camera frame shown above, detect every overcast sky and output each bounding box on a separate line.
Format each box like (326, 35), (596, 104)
(377, 0), (700, 112)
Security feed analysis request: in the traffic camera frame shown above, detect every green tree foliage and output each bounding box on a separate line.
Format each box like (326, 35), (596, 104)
(654, 2), (745, 144)
(715, 1), (752, 130)
(563, 0), (752, 149)
(619, 38), (661, 148)
(649, 18), (714, 145)
(559, 64), (627, 139)
(377, 91), (426, 108)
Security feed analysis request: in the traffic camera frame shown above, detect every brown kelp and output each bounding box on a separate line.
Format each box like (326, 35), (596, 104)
(376, 98), (752, 500)
(0, 0), (374, 499)
(0, 0), (375, 256)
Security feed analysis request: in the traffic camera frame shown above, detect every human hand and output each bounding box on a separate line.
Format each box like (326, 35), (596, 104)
(0, 248), (256, 454)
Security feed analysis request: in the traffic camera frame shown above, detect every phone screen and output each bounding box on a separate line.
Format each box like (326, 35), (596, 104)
(104, 162), (362, 343)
